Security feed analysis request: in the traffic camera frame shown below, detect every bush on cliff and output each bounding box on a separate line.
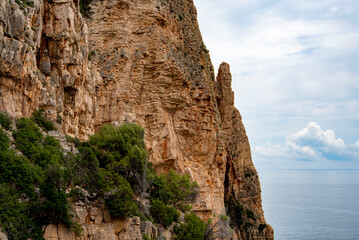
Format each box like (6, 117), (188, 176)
(225, 196), (245, 228)
(0, 127), (10, 150)
(150, 199), (180, 229)
(0, 185), (43, 240)
(174, 213), (208, 240)
(0, 149), (43, 196)
(102, 173), (139, 219)
(225, 196), (257, 230)
(71, 145), (101, 192)
(0, 111), (12, 130)
(13, 118), (63, 168)
(33, 180), (73, 228)
(88, 123), (148, 180)
(150, 169), (199, 208)
(0, 114), (75, 239)
(149, 169), (199, 228)
(31, 108), (56, 132)
(86, 123), (148, 218)
(0, 111), (203, 239)
(80, 0), (93, 18)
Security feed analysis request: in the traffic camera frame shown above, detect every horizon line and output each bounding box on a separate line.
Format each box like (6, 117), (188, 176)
(257, 168), (359, 171)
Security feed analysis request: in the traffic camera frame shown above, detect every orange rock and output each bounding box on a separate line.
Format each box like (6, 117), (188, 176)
(0, 0), (272, 239)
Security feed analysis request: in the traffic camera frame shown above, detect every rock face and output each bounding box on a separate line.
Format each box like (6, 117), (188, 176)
(0, 0), (97, 137)
(0, 0), (273, 239)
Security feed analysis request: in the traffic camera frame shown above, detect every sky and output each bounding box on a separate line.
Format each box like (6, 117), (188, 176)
(194, 0), (359, 169)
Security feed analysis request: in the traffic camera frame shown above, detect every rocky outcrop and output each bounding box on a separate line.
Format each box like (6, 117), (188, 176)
(42, 185), (164, 240)
(0, 0), (273, 239)
(0, 0), (98, 137)
(218, 63), (274, 239)
(43, 215), (146, 240)
(0, 228), (8, 240)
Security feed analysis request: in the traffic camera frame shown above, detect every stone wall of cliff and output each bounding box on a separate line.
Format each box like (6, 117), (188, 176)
(0, 0), (273, 239)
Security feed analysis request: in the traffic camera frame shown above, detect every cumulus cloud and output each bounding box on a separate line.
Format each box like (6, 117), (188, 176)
(254, 122), (359, 164)
(195, 0), (359, 154)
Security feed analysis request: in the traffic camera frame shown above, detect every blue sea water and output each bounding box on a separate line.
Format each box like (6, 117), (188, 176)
(258, 170), (359, 240)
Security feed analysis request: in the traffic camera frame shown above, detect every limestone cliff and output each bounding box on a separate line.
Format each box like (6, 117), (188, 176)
(0, 0), (273, 239)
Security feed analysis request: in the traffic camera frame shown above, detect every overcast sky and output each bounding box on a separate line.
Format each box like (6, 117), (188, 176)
(194, 0), (359, 169)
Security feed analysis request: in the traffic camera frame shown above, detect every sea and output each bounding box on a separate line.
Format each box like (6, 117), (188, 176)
(258, 169), (359, 240)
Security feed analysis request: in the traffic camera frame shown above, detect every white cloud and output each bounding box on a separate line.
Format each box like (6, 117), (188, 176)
(288, 122), (345, 148)
(254, 122), (359, 168)
(195, 0), (359, 151)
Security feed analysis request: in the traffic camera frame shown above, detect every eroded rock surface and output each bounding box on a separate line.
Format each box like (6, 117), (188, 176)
(0, 0), (273, 239)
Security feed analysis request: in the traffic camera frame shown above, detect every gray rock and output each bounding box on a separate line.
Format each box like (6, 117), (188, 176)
(9, 8), (25, 38)
(140, 221), (158, 239)
(0, 228), (8, 240)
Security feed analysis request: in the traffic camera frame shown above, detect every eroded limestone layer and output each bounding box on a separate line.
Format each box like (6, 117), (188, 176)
(0, 0), (273, 239)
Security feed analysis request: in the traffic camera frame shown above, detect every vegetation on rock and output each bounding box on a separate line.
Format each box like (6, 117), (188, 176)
(0, 111), (12, 130)
(150, 199), (180, 229)
(79, 0), (93, 18)
(0, 111), (206, 239)
(225, 195), (263, 235)
(174, 213), (208, 240)
(0, 112), (76, 239)
(149, 169), (200, 229)
(31, 109), (56, 132)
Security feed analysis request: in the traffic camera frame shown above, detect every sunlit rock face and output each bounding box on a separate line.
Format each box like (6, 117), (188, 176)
(0, 0), (272, 239)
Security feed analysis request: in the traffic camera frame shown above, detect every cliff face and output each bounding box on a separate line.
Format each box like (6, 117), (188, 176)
(0, 0), (97, 137)
(0, 0), (273, 239)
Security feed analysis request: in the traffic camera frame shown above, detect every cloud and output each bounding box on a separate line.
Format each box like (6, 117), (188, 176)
(195, 0), (359, 151)
(254, 122), (359, 165)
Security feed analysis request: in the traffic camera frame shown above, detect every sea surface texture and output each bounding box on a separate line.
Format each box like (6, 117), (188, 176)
(259, 170), (359, 240)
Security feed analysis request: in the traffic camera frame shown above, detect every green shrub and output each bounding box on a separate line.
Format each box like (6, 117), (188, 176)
(0, 185), (42, 240)
(1, 118), (158, 238)
(44, 162), (67, 190)
(174, 213), (207, 240)
(0, 111), (12, 130)
(225, 196), (245, 228)
(142, 234), (150, 240)
(1, 119), (205, 238)
(244, 171), (254, 178)
(34, 180), (72, 227)
(245, 222), (253, 229)
(220, 214), (229, 221)
(148, 169), (199, 228)
(105, 190), (139, 219)
(80, 0), (93, 18)
(178, 203), (192, 213)
(13, 118), (43, 158)
(14, 118), (43, 149)
(68, 188), (85, 202)
(150, 199), (180, 229)
(14, 118), (63, 168)
(150, 169), (199, 207)
(73, 146), (101, 192)
(0, 150), (43, 196)
(104, 175), (138, 219)
(89, 124), (148, 188)
(65, 135), (81, 147)
(246, 209), (255, 220)
(258, 223), (267, 233)
(15, 0), (35, 7)
(31, 108), (56, 131)
(70, 221), (83, 237)
(88, 50), (95, 61)
(43, 135), (64, 162)
(0, 128), (10, 151)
